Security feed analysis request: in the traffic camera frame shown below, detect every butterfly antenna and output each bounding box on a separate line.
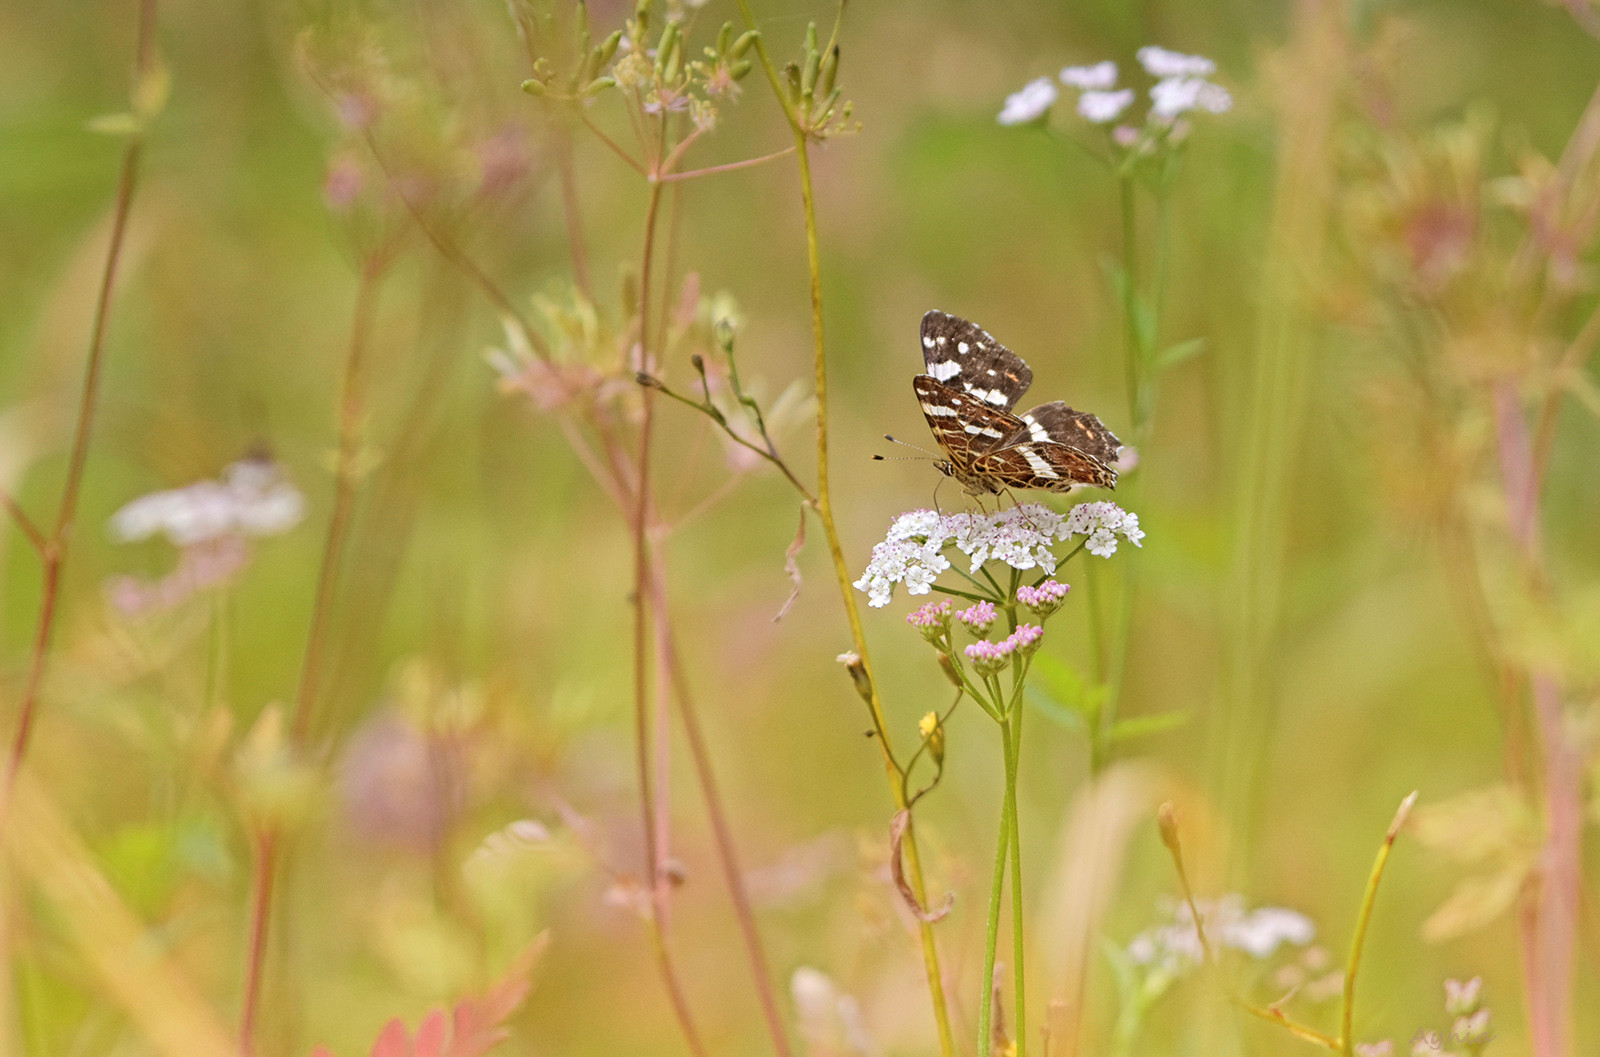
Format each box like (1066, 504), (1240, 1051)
(873, 434), (943, 461)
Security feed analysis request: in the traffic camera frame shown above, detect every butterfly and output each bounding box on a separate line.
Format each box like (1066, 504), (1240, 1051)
(912, 310), (1122, 495)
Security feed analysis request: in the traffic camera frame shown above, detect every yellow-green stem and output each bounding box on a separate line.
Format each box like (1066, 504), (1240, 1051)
(792, 125), (955, 1057)
(1340, 792), (1416, 1056)
(1006, 705), (1027, 1057)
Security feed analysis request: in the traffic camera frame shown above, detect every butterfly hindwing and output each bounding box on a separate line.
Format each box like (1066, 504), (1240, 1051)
(969, 438), (1118, 492)
(1004, 401), (1123, 465)
(920, 310), (1033, 412)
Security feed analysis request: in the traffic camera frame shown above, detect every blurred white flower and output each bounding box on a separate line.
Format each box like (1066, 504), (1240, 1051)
(111, 457), (304, 547)
(1078, 88), (1135, 125)
(1128, 895), (1315, 973)
(1060, 61), (1118, 90)
(998, 77), (1058, 125)
(791, 968), (879, 1057)
(1150, 76), (1232, 119)
(1137, 46), (1216, 78)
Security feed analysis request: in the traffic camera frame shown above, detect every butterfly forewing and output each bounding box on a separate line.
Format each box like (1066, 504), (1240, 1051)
(920, 310), (1032, 412)
(912, 311), (1122, 495)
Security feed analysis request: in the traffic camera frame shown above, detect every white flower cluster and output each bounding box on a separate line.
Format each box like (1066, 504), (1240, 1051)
(111, 458), (305, 547)
(1002, 47), (1231, 130)
(997, 77), (1058, 126)
(1137, 46), (1231, 119)
(1065, 500), (1145, 557)
(853, 502), (1144, 608)
(1127, 895), (1315, 973)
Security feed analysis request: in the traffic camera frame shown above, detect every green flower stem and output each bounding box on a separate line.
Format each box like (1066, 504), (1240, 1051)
(977, 723), (1011, 1057)
(1340, 792), (1417, 1056)
(1005, 704), (1027, 1057)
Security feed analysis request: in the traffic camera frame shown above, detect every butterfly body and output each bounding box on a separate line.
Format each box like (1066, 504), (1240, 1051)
(914, 311), (1121, 496)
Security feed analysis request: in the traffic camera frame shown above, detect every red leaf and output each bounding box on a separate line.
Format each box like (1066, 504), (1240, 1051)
(370, 1018), (411, 1057)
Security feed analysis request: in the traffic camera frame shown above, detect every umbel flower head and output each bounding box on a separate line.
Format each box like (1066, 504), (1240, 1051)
(111, 457), (305, 547)
(854, 502), (1143, 609)
(999, 45), (1231, 134)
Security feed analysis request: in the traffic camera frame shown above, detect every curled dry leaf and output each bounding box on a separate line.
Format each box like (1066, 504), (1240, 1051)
(888, 810), (952, 923)
(773, 504), (806, 622)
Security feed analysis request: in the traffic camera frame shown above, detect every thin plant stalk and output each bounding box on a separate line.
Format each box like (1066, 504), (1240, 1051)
(1339, 791), (1417, 1057)
(1006, 706), (1027, 1057)
(1, 0), (159, 812)
(978, 742), (1010, 1056)
(239, 249), (391, 1056)
(730, 6), (955, 1050)
(629, 175), (709, 1057)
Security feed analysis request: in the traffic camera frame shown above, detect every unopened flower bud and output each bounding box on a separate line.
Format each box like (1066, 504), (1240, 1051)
(836, 651), (871, 702)
(918, 711), (945, 766)
(1157, 801), (1181, 857)
(935, 651), (963, 688)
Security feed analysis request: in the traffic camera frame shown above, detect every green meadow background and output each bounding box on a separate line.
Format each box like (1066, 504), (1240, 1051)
(2, 0), (1598, 1055)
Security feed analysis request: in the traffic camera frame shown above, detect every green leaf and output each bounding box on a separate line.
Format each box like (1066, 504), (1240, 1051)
(1028, 652), (1107, 725)
(1153, 337), (1205, 372)
(1026, 687), (1086, 733)
(1108, 710), (1190, 743)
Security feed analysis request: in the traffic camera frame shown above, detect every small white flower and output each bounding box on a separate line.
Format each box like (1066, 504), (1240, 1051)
(1221, 906), (1316, 958)
(1443, 976), (1483, 1016)
(1453, 1009), (1492, 1047)
(1077, 88), (1135, 125)
(1150, 76), (1232, 119)
(1126, 895), (1315, 975)
(1059, 61), (1118, 90)
(998, 77), (1058, 126)
(111, 458), (305, 547)
(1064, 500), (1144, 558)
(1137, 45), (1216, 78)
(1355, 1043), (1394, 1057)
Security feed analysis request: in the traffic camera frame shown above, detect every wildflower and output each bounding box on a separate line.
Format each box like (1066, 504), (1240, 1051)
(1059, 61), (1118, 90)
(1078, 88), (1135, 125)
(956, 600), (997, 634)
(998, 77), (1058, 126)
(338, 712), (462, 853)
(964, 636), (1015, 676)
(1453, 1009), (1491, 1047)
(111, 457), (305, 548)
(1443, 977), (1482, 1016)
(1127, 895), (1315, 973)
(906, 599), (953, 643)
(1355, 1044), (1394, 1057)
(1223, 905), (1315, 957)
(1016, 579), (1069, 617)
(1008, 623), (1044, 655)
(1149, 76), (1232, 119)
(1136, 46), (1216, 78)
(1065, 500), (1144, 557)
(106, 534), (253, 617)
(855, 502), (1143, 607)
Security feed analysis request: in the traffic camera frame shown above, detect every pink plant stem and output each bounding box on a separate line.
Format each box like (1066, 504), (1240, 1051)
(1493, 380), (1579, 1057)
(1, 0), (157, 815)
(650, 564), (793, 1057)
(240, 251), (389, 1056)
(238, 831), (278, 1057)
